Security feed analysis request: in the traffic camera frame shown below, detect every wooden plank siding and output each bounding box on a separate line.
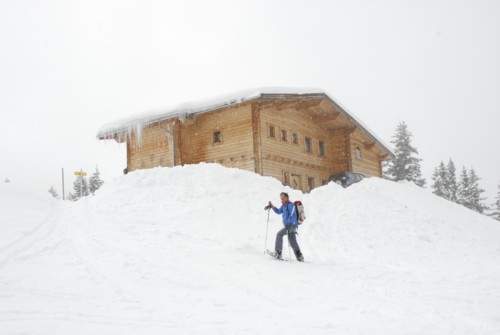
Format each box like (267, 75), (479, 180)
(127, 120), (174, 171)
(179, 102), (255, 171)
(349, 129), (384, 177)
(251, 102), (264, 175)
(121, 96), (389, 192)
(258, 99), (344, 192)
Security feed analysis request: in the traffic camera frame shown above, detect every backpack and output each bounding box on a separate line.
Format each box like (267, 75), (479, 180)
(294, 200), (306, 225)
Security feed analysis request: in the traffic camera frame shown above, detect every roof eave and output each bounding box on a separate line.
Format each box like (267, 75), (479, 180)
(322, 94), (394, 159)
(96, 90), (395, 160)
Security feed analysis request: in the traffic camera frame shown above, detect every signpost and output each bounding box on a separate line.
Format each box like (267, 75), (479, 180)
(74, 170), (87, 198)
(62, 168), (65, 200)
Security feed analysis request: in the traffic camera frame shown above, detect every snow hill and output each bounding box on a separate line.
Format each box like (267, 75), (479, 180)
(1, 164), (500, 334)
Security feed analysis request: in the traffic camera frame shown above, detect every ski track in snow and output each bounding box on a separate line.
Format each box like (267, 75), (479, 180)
(1, 163), (500, 334)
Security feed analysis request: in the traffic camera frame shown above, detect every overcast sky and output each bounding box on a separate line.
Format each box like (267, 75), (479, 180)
(1, 0), (499, 202)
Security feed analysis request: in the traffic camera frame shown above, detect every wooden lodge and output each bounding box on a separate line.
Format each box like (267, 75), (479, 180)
(98, 88), (394, 192)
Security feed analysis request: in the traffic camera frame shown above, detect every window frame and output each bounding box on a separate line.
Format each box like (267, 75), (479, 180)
(268, 124), (276, 139)
(283, 171), (290, 185)
(213, 130), (223, 144)
(292, 132), (299, 145)
(290, 173), (301, 190)
(307, 176), (315, 191)
(280, 129), (288, 142)
(304, 136), (312, 153)
(319, 141), (325, 157)
(355, 146), (362, 159)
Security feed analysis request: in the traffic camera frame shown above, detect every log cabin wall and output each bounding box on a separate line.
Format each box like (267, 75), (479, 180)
(123, 94), (387, 189)
(349, 129), (384, 177)
(330, 129), (350, 174)
(179, 102), (255, 171)
(257, 98), (345, 192)
(126, 120), (176, 172)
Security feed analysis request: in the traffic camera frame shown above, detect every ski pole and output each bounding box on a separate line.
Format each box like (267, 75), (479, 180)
(287, 230), (292, 262)
(264, 208), (270, 255)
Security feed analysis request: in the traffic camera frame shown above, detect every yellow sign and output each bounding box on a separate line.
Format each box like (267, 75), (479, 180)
(74, 171), (87, 176)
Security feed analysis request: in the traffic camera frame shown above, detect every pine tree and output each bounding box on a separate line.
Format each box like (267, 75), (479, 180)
(48, 186), (59, 199)
(445, 159), (458, 203)
(467, 168), (488, 214)
(458, 167), (471, 209)
(431, 159), (459, 203)
(431, 161), (448, 198)
(490, 183), (500, 221)
(385, 121), (426, 187)
(458, 167), (488, 214)
(89, 166), (104, 195)
(69, 175), (90, 201)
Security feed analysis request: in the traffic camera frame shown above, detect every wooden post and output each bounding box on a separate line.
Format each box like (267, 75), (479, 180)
(80, 169), (83, 198)
(345, 129), (352, 172)
(251, 102), (263, 175)
(61, 168), (65, 200)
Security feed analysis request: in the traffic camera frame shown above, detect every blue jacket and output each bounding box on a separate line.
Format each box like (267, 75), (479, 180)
(273, 202), (298, 227)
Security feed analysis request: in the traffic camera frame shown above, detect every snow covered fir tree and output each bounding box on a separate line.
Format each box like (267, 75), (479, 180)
(431, 159), (458, 203)
(432, 161), (488, 214)
(48, 186), (59, 199)
(490, 183), (500, 221)
(89, 166), (104, 195)
(457, 167), (488, 214)
(384, 121), (426, 187)
(69, 175), (90, 201)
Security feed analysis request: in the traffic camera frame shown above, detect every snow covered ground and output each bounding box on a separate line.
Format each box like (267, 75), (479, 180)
(1, 163), (500, 334)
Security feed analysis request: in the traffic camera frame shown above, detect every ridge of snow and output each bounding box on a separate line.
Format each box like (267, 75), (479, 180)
(2, 164), (499, 334)
(96, 87), (325, 138)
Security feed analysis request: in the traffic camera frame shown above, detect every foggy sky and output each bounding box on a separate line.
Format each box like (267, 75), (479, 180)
(1, 0), (499, 202)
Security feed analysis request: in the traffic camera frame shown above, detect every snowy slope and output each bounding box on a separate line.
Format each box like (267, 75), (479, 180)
(1, 164), (500, 334)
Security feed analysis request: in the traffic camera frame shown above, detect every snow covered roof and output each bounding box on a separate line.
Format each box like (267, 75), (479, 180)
(97, 87), (394, 157)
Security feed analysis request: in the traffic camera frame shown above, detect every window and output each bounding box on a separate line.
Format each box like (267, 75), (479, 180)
(308, 177), (315, 191)
(290, 174), (300, 190)
(319, 141), (325, 156)
(355, 146), (362, 159)
(305, 137), (312, 153)
(213, 131), (222, 143)
(283, 172), (290, 185)
(280, 129), (287, 142)
(269, 125), (275, 138)
(292, 133), (298, 145)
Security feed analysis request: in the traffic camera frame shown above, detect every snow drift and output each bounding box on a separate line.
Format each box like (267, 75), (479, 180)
(1, 164), (500, 334)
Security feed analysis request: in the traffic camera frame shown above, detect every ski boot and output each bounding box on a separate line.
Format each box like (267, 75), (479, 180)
(294, 250), (304, 262)
(267, 250), (282, 260)
(275, 250), (283, 260)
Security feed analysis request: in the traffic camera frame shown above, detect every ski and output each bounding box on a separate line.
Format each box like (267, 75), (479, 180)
(266, 249), (288, 261)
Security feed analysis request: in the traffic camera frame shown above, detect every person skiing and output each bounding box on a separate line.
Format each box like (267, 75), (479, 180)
(268, 192), (304, 262)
